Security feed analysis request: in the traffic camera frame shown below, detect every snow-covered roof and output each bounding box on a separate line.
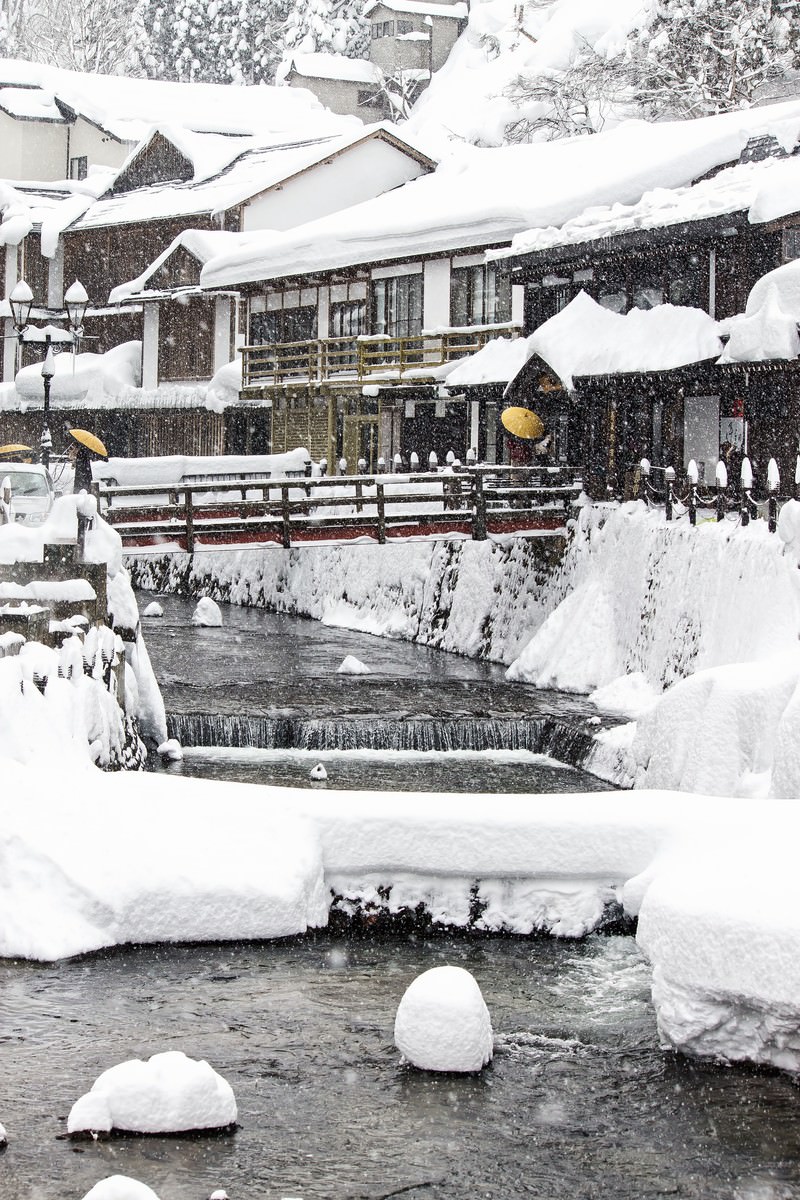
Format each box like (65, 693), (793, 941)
(504, 150), (800, 263)
(516, 291), (723, 390)
(0, 85), (66, 123)
(281, 54), (383, 85)
(445, 335), (534, 387)
(0, 56), (353, 146)
(364, 0), (467, 17)
(109, 230), (262, 303)
(70, 125), (431, 231)
(720, 260), (800, 365)
(200, 101), (800, 291)
(0, 180), (95, 254)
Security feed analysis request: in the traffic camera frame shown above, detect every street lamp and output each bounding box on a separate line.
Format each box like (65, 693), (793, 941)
(6, 278), (88, 469)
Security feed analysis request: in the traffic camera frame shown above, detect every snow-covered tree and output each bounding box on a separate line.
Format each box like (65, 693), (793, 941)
(16, 0), (137, 73)
(627, 0), (799, 119)
(504, 47), (636, 142)
(134, 0), (292, 84)
(281, 0), (368, 61)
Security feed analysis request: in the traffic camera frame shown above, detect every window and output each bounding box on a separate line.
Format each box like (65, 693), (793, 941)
(450, 263), (511, 327)
(371, 20), (394, 36)
(249, 306), (317, 345)
(330, 300), (366, 340)
(371, 274), (423, 338)
(69, 156), (88, 181)
(397, 19), (413, 33)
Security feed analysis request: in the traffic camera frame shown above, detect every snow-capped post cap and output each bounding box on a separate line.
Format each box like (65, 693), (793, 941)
(41, 347), (56, 378)
(466, 447), (477, 466)
(210, 1189), (229, 1199)
(446, 450), (455, 465)
(741, 456), (754, 490)
(716, 459), (728, 489)
(428, 451), (438, 469)
(338, 457), (347, 475)
(394, 965), (493, 1073)
(640, 458), (651, 476)
(664, 465), (675, 482)
(410, 452), (420, 470)
(768, 458), (780, 491)
(687, 459), (698, 485)
(358, 457), (367, 474)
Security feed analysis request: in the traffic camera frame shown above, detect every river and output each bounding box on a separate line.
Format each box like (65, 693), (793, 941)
(4, 595), (800, 1200)
(5, 933), (800, 1200)
(142, 593), (616, 793)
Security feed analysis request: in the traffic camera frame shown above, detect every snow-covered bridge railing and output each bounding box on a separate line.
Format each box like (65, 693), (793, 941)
(241, 324), (522, 390)
(96, 465), (583, 554)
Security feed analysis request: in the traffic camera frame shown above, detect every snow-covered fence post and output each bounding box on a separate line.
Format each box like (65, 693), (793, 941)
(319, 457), (328, 478)
(768, 458), (780, 534)
(377, 457), (386, 474)
(715, 458), (728, 522)
(665, 466), (675, 521)
(410, 451), (420, 473)
(466, 447), (477, 468)
(185, 488), (195, 555)
(740, 457), (754, 526)
(472, 471), (487, 541)
(338, 457), (348, 476)
(795, 454), (800, 502)
(358, 457), (367, 475)
(393, 453), (402, 473)
(376, 481), (386, 544)
(280, 484), (292, 549)
(687, 459), (699, 526)
(638, 458), (650, 502)
(428, 451), (438, 473)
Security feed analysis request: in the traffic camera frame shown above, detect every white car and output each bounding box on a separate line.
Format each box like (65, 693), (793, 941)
(2, 462), (56, 526)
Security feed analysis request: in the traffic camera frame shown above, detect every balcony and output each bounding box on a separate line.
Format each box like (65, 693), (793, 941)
(241, 324), (522, 391)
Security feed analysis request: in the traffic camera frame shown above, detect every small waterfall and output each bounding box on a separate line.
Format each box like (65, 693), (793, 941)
(167, 713), (597, 767)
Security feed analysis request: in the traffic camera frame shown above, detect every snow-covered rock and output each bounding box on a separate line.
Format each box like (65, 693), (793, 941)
(309, 762), (327, 780)
(337, 654), (371, 674)
(192, 597), (223, 627)
(157, 738), (183, 762)
(81, 1176), (161, 1200)
(142, 601), (164, 618)
(0, 1122), (6, 1147)
(394, 965), (494, 1072)
(68, 1050), (237, 1136)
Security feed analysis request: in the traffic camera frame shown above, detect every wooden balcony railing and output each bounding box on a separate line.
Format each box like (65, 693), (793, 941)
(241, 324), (522, 390)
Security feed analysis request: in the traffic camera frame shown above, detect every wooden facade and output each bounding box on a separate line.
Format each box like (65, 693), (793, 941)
(508, 203), (800, 498)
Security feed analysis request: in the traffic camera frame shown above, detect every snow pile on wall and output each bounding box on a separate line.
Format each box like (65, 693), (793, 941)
(635, 811), (800, 1074)
(0, 760), (327, 961)
(130, 534), (569, 666)
(508, 503), (797, 692)
(13, 342), (142, 406)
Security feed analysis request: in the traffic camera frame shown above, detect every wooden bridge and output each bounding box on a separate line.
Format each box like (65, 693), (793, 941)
(96, 466), (583, 554)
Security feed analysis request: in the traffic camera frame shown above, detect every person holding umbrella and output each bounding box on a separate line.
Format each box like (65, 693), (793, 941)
(67, 428), (108, 493)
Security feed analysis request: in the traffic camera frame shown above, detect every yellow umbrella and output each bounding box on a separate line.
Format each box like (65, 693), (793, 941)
(0, 443), (32, 458)
(69, 428), (109, 458)
(501, 407), (545, 441)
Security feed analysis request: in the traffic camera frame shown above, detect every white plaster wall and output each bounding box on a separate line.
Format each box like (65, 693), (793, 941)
(213, 296), (233, 372)
(242, 139), (428, 232)
(423, 258), (450, 330)
(68, 118), (132, 172)
(18, 121), (69, 181)
(142, 303), (159, 391)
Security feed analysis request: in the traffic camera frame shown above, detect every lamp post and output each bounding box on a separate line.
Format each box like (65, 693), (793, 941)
(7, 278), (88, 469)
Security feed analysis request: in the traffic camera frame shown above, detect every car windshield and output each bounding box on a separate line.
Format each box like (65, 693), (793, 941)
(6, 471), (49, 498)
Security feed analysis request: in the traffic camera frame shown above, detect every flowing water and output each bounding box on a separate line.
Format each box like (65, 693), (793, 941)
(142, 593), (617, 793)
(4, 933), (800, 1200)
